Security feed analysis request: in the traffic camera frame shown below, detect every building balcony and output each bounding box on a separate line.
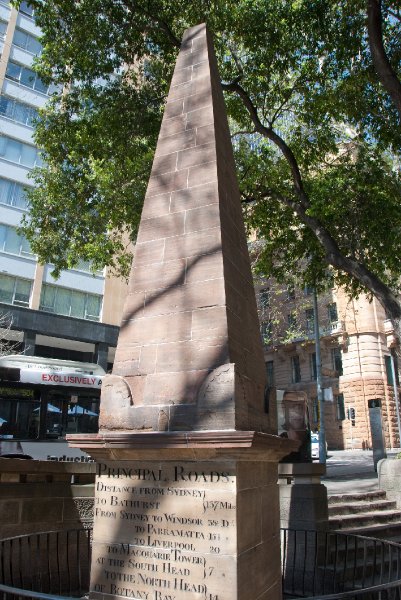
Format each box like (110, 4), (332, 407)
(264, 321), (346, 352)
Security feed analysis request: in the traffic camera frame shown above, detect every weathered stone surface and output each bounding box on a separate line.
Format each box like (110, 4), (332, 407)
(88, 459), (282, 600)
(100, 23), (272, 434)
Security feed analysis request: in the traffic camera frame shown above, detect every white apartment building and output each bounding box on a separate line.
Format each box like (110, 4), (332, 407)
(0, 2), (127, 450)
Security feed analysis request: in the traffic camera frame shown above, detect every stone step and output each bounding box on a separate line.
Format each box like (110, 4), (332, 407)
(330, 509), (401, 531)
(338, 521), (401, 542)
(317, 561), (400, 593)
(328, 490), (387, 505)
(328, 499), (397, 516)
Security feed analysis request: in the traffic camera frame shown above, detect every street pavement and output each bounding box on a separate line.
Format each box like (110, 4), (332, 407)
(322, 449), (399, 495)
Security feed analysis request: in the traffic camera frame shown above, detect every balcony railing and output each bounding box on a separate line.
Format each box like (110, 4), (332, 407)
(0, 528), (400, 599)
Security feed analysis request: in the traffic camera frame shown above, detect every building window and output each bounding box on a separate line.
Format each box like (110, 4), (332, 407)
(259, 288), (270, 310)
(0, 273), (32, 306)
(19, 1), (34, 17)
(0, 135), (42, 168)
(291, 355), (301, 383)
(287, 311), (297, 329)
(260, 320), (273, 343)
(0, 223), (33, 257)
(0, 20), (7, 38)
(265, 361), (274, 387)
(5, 60), (49, 94)
(310, 352), (317, 380)
(0, 178), (29, 209)
(336, 393), (345, 420)
(328, 302), (338, 324)
(0, 95), (39, 127)
(304, 285), (314, 296)
(13, 27), (42, 55)
(70, 259), (103, 276)
(305, 307), (314, 333)
(39, 284), (102, 321)
(385, 354), (399, 386)
(332, 347), (343, 376)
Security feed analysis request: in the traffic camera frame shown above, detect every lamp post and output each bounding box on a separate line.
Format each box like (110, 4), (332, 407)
(313, 288), (326, 464)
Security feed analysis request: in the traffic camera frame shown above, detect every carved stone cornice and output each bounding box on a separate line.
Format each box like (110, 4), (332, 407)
(67, 430), (298, 462)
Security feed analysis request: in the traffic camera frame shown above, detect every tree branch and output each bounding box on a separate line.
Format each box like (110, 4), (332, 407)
(222, 79), (310, 208)
(367, 0), (401, 117)
(275, 190), (401, 321)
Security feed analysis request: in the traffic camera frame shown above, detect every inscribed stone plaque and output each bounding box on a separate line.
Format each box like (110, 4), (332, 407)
(90, 460), (238, 600)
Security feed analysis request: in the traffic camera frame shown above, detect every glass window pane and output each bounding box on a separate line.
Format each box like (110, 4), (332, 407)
(4, 225), (21, 254)
(13, 102), (29, 125)
(20, 66), (35, 88)
(40, 284), (55, 311)
(70, 290), (85, 318)
(14, 278), (31, 305)
(27, 36), (41, 54)
(20, 143), (36, 167)
(86, 294), (101, 319)
(54, 288), (71, 316)
(0, 223), (6, 248)
(1, 138), (21, 162)
(13, 29), (27, 49)
(6, 62), (21, 82)
(0, 179), (13, 205)
(14, 184), (28, 209)
(34, 150), (43, 167)
(328, 302), (338, 323)
(0, 21), (7, 37)
(19, 2), (34, 17)
(34, 79), (47, 94)
(20, 234), (32, 256)
(26, 106), (38, 127)
(0, 96), (14, 119)
(0, 136), (6, 157)
(0, 274), (14, 303)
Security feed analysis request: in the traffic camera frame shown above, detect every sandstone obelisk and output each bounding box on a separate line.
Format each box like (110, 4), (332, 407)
(69, 23), (297, 600)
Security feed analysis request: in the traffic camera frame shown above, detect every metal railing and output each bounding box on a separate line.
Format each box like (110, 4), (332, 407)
(282, 528), (401, 599)
(1, 528), (401, 599)
(0, 529), (91, 600)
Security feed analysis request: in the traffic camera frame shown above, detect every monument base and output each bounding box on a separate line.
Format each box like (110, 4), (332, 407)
(69, 432), (298, 600)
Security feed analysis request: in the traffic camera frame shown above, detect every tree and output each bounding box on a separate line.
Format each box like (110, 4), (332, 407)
(0, 312), (23, 357)
(19, 1), (401, 324)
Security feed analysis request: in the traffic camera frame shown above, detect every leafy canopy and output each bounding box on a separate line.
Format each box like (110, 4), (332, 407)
(18, 0), (401, 316)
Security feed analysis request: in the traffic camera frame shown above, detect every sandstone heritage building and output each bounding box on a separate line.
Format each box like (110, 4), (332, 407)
(257, 280), (401, 451)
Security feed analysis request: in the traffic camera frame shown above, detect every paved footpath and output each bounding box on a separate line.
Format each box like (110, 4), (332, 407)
(322, 449), (399, 495)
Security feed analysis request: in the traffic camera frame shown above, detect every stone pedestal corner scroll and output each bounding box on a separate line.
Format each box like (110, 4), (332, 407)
(69, 22), (298, 600)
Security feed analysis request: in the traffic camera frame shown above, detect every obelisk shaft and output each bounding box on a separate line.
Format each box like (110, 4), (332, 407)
(100, 23), (273, 435)
(70, 25), (296, 600)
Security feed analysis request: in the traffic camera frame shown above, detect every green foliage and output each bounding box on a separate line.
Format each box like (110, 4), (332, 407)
(16, 0), (401, 307)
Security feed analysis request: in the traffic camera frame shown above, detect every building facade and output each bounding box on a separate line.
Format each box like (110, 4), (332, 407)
(0, 1), (127, 450)
(258, 281), (400, 450)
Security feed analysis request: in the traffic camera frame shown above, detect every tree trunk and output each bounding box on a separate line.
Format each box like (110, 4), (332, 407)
(367, 0), (401, 117)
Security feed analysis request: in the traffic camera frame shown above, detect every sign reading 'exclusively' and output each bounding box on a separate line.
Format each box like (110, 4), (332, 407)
(90, 460), (237, 600)
(20, 369), (103, 388)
